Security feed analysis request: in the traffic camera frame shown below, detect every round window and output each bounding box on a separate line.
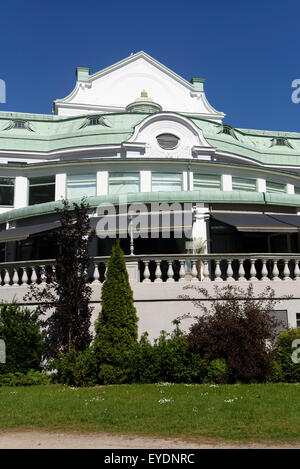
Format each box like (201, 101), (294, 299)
(156, 133), (179, 150)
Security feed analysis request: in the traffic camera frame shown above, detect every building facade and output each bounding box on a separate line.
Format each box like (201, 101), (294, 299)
(0, 51), (300, 338)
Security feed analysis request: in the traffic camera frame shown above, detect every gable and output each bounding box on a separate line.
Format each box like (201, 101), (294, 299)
(54, 51), (225, 121)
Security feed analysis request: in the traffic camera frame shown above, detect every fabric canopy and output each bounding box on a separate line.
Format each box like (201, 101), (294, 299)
(211, 212), (300, 232)
(0, 220), (62, 242)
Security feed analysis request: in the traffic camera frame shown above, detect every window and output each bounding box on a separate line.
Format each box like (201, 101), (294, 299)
(109, 173), (140, 194)
(294, 186), (300, 195)
(297, 313), (300, 328)
(276, 138), (287, 146)
(222, 126), (231, 135)
(88, 118), (99, 126)
(67, 174), (96, 199)
(13, 121), (26, 129)
(152, 173), (182, 192)
(232, 177), (257, 192)
(266, 181), (286, 194)
(156, 134), (179, 150)
(0, 177), (14, 206)
(29, 176), (55, 206)
(193, 173), (221, 190)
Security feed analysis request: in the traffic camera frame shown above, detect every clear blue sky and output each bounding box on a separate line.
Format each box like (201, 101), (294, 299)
(1, 0), (300, 132)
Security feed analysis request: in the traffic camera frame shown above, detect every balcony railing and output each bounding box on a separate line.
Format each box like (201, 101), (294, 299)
(0, 253), (300, 286)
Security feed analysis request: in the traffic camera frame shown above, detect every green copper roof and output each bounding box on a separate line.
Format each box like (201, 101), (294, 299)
(1, 190), (300, 224)
(0, 108), (300, 166)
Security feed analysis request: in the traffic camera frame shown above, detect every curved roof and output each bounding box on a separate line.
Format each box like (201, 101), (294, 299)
(1, 190), (300, 224)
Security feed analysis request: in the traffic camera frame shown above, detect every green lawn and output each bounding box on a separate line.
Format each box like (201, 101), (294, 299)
(0, 383), (300, 442)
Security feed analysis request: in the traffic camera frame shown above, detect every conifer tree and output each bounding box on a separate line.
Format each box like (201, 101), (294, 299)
(93, 239), (138, 384)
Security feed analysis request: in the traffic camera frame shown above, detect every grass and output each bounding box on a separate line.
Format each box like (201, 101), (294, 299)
(1, 382), (300, 442)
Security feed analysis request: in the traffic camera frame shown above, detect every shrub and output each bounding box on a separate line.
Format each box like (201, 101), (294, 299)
(0, 370), (50, 386)
(206, 358), (228, 384)
(131, 322), (208, 384)
(93, 240), (138, 384)
(0, 303), (46, 374)
(266, 360), (284, 383)
(273, 328), (300, 382)
(52, 347), (98, 386)
(183, 284), (281, 383)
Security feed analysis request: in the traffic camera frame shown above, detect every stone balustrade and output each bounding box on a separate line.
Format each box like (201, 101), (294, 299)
(0, 253), (300, 286)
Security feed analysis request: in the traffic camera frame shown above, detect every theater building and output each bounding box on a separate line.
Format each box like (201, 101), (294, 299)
(0, 51), (299, 337)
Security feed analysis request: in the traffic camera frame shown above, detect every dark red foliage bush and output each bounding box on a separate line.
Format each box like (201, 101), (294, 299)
(181, 284), (282, 383)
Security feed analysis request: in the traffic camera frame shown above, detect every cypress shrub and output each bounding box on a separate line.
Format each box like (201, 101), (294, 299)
(93, 240), (138, 384)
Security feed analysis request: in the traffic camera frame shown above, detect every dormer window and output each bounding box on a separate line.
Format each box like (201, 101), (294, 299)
(271, 137), (292, 148)
(13, 120), (26, 129)
(220, 125), (237, 139)
(88, 117), (100, 126)
(276, 137), (287, 146)
(222, 126), (231, 135)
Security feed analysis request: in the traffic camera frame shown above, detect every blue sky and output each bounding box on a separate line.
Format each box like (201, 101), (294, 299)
(1, 0), (300, 132)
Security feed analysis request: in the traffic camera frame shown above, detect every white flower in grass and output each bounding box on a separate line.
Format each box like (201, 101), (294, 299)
(158, 398), (174, 404)
(224, 397), (239, 403)
(156, 382), (174, 387)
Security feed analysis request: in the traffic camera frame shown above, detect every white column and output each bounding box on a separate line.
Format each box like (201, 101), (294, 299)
(221, 174), (232, 191)
(140, 170), (151, 192)
(189, 171), (194, 191)
(257, 178), (266, 193)
(97, 171), (108, 196)
(183, 171), (188, 191)
(191, 204), (209, 253)
(55, 173), (66, 200)
(14, 176), (28, 208)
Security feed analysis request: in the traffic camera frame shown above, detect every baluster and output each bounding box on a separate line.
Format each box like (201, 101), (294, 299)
(92, 263), (100, 284)
(3, 269), (10, 287)
(154, 260), (162, 283)
(166, 260), (175, 283)
(51, 265), (56, 282)
(226, 259), (234, 282)
(250, 259), (258, 282)
(143, 260), (151, 283)
(283, 259), (291, 281)
(40, 266), (47, 286)
(214, 259), (223, 282)
(21, 267), (28, 286)
(238, 259), (246, 282)
(191, 260), (198, 283)
(294, 260), (300, 281)
(272, 259), (280, 281)
(31, 265), (38, 284)
(260, 259), (269, 281)
(103, 263), (107, 281)
(202, 260), (211, 282)
(12, 268), (19, 286)
(178, 259), (186, 282)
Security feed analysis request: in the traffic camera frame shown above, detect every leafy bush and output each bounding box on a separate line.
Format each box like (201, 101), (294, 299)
(206, 358), (228, 384)
(130, 322), (208, 384)
(183, 284), (281, 383)
(266, 360), (284, 383)
(273, 328), (300, 382)
(0, 303), (46, 374)
(51, 347), (98, 387)
(0, 370), (50, 386)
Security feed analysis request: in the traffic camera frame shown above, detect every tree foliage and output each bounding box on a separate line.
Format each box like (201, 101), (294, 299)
(93, 240), (138, 384)
(0, 303), (46, 374)
(181, 284), (282, 383)
(25, 198), (93, 358)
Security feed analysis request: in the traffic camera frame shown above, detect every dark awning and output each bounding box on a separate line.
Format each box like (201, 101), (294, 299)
(211, 212), (300, 232)
(0, 220), (62, 243)
(90, 210), (193, 236)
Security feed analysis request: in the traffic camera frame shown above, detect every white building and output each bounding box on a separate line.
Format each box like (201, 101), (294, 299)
(0, 51), (300, 338)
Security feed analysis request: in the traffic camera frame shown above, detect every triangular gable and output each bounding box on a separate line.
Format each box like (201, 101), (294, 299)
(54, 51), (225, 121)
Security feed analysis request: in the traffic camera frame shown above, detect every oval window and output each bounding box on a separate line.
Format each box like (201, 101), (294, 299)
(156, 133), (179, 150)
